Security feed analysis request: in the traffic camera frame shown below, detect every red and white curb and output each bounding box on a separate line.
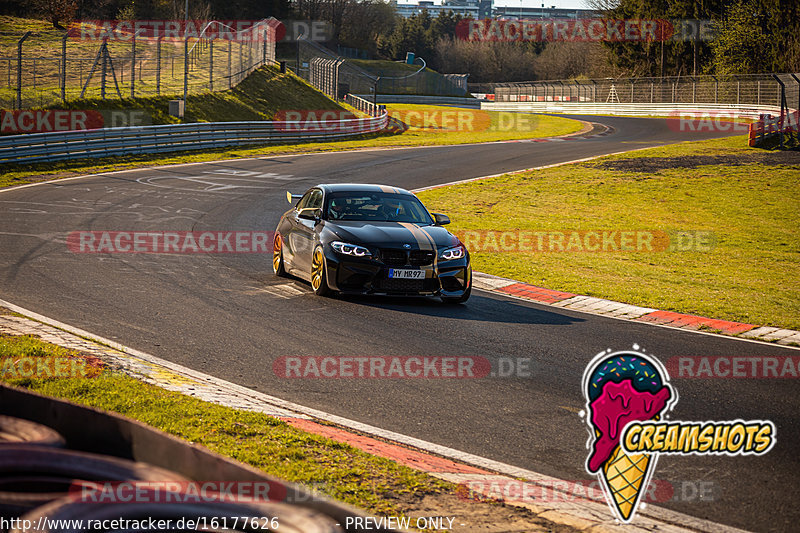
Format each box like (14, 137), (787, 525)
(471, 272), (800, 347)
(0, 299), (750, 533)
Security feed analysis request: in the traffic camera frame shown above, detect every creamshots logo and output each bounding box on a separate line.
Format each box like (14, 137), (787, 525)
(581, 347), (775, 523)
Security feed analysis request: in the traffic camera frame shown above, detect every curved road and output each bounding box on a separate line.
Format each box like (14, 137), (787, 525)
(1, 116), (796, 532)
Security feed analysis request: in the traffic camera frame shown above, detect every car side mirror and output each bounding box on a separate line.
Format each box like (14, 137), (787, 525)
(298, 207), (321, 222)
(432, 213), (450, 226)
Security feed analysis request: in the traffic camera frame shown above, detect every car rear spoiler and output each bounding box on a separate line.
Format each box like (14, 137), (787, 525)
(286, 191), (303, 204)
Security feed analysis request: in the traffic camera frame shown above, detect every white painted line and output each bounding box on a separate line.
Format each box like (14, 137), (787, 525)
(0, 298), (755, 533)
(473, 283), (800, 351)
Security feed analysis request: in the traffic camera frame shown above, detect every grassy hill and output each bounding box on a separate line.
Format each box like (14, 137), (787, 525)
(52, 65), (348, 124)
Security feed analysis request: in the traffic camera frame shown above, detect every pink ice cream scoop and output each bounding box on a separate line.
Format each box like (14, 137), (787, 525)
(587, 380), (671, 473)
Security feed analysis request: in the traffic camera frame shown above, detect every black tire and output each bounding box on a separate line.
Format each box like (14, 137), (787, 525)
(273, 233), (288, 277)
(310, 246), (331, 296)
(441, 285), (471, 304)
(0, 445), (187, 518)
(0, 415), (65, 448)
(15, 498), (343, 533)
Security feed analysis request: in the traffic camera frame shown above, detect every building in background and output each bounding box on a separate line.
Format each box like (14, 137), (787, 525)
(394, 1), (594, 20)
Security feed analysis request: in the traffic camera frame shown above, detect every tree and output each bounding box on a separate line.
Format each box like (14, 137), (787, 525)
(712, 0), (800, 74)
(31, 0), (77, 29)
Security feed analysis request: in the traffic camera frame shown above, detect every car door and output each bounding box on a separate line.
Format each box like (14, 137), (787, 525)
(287, 188), (323, 276)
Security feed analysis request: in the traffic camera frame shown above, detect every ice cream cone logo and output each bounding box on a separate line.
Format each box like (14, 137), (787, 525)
(582, 348), (676, 523)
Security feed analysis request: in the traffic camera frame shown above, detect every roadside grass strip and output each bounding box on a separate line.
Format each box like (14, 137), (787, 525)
(417, 136), (800, 331)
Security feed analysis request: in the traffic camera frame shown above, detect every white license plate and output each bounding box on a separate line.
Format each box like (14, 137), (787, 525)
(388, 268), (424, 279)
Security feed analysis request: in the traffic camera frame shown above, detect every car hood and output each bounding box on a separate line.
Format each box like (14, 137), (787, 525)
(325, 221), (459, 250)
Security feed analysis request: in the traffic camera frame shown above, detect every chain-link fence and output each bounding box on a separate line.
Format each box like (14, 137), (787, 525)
(296, 38), (468, 99)
(471, 74), (800, 112)
(0, 19), (279, 110)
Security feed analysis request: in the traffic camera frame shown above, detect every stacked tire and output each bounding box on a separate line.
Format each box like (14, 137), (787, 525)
(0, 416), (343, 532)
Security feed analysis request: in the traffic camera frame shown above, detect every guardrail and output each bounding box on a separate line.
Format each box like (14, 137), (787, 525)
(0, 113), (389, 164)
(355, 94), (480, 107)
(480, 101), (783, 119)
(344, 93), (382, 116)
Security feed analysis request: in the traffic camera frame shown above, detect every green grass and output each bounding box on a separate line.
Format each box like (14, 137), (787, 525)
(0, 333), (450, 516)
(49, 65), (347, 124)
(385, 104), (582, 144)
(417, 135), (800, 330)
(0, 104), (582, 188)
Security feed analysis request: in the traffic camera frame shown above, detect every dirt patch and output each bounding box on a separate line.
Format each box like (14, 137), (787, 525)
(592, 151), (800, 172)
(399, 492), (577, 532)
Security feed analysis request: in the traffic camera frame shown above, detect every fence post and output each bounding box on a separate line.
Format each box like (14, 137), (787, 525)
(183, 36), (189, 107)
(131, 32), (136, 98)
(228, 40), (232, 89)
(16, 31), (31, 110)
(772, 74), (786, 149)
(156, 37), (162, 95)
(101, 40), (107, 100)
(209, 38), (214, 91)
(61, 31), (69, 104)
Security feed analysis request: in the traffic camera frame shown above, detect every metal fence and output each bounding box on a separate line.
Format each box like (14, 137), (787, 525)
(1, 19), (279, 110)
(296, 37), (467, 99)
(471, 74), (800, 112)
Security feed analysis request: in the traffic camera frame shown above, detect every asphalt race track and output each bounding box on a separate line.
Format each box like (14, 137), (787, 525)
(1, 116), (796, 532)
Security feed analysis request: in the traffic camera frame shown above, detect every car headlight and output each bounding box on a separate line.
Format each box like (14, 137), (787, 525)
(331, 241), (372, 257)
(439, 245), (465, 260)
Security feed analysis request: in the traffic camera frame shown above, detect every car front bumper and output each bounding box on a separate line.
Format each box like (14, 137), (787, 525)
(324, 249), (471, 297)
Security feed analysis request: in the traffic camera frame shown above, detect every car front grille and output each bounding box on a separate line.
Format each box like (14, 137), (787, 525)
(410, 250), (434, 266)
(379, 249), (434, 267)
(380, 249), (408, 267)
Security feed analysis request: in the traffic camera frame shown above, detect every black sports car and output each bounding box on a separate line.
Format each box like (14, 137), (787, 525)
(272, 184), (471, 303)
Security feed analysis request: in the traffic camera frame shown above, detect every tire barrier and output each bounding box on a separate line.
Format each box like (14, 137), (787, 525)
(0, 446), (188, 518)
(0, 416), (65, 448)
(0, 385), (391, 531)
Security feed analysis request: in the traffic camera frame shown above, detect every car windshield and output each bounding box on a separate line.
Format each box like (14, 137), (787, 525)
(326, 192), (434, 224)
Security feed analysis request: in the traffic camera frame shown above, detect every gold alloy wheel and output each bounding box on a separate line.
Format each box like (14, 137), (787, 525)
(311, 248), (325, 291)
(272, 235), (282, 272)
